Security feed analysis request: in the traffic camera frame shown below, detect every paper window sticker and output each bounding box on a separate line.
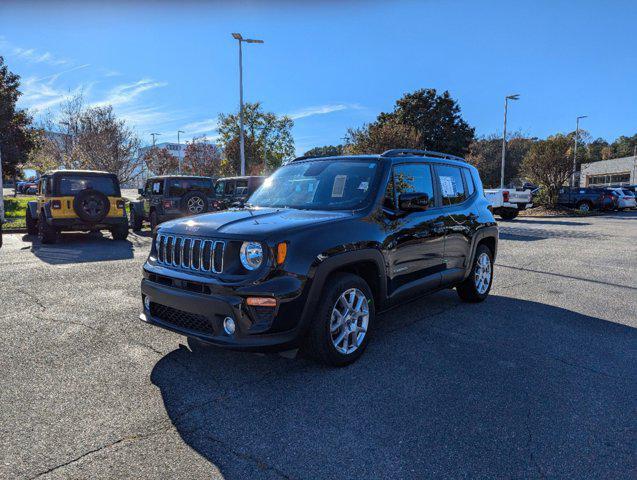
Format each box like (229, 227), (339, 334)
(440, 176), (456, 197)
(332, 175), (347, 197)
(358, 181), (369, 191)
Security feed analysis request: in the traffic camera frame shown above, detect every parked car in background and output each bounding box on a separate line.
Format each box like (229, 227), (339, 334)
(129, 175), (216, 231)
(606, 188), (636, 210)
(25, 184), (38, 195)
(484, 188), (533, 220)
(139, 149), (498, 366)
(556, 187), (609, 212)
(212, 176), (265, 210)
(25, 170), (129, 244)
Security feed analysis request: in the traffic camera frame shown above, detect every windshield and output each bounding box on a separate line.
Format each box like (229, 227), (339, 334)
(58, 175), (119, 196)
(248, 159), (380, 210)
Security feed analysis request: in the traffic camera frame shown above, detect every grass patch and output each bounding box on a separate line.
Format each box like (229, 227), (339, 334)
(2, 196), (35, 229)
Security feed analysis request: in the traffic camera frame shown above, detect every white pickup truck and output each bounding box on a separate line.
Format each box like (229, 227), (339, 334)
(484, 188), (533, 220)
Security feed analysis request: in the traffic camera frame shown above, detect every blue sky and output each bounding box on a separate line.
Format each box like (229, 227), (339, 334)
(1, 0), (635, 155)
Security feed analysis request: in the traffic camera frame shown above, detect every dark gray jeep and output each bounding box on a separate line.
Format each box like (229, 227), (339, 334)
(129, 176), (215, 231)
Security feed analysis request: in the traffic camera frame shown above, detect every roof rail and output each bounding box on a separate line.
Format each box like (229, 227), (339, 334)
(380, 149), (465, 162)
(290, 155), (313, 163)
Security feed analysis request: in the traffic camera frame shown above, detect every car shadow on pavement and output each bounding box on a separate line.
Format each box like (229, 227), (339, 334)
(150, 293), (637, 480)
(25, 231), (139, 264)
(512, 218), (590, 226)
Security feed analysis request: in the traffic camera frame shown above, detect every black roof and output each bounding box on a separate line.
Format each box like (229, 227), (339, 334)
(289, 149), (470, 168)
(147, 175), (213, 180)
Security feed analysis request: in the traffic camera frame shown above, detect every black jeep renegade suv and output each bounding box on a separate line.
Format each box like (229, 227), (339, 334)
(140, 149), (498, 366)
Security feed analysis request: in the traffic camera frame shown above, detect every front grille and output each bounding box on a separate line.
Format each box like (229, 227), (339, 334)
(150, 302), (215, 335)
(155, 234), (224, 273)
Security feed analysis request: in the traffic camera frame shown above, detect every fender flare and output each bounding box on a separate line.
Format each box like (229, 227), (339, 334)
(297, 248), (388, 331)
(464, 226), (499, 280)
(27, 201), (39, 219)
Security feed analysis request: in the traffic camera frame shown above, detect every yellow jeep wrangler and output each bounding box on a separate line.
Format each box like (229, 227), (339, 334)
(25, 170), (129, 244)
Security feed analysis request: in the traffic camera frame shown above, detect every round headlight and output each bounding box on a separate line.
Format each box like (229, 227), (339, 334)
(240, 241), (263, 270)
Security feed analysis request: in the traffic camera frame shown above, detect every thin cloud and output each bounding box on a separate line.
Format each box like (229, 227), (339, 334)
(35, 64), (91, 83)
(181, 118), (219, 135)
(287, 104), (350, 120)
(12, 46), (69, 66)
(19, 76), (87, 112)
(91, 79), (167, 108)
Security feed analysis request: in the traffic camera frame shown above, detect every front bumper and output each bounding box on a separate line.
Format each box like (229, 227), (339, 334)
(47, 216), (128, 230)
(139, 266), (310, 352)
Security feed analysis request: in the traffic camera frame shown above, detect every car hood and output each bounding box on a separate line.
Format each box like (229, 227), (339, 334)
(158, 207), (354, 238)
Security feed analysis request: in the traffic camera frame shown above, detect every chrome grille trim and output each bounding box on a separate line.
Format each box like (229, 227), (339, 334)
(155, 234), (225, 274)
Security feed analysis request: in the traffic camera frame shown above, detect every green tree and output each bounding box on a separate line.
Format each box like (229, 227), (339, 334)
(520, 134), (573, 205)
(349, 88), (474, 157)
(218, 102), (295, 175)
(609, 134), (637, 158)
(345, 120), (422, 154)
(585, 138), (611, 162)
(466, 133), (536, 188)
(303, 145), (344, 158)
(0, 56), (36, 180)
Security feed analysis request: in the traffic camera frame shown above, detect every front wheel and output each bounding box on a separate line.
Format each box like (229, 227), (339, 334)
(149, 210), (159, 231)
(302, 273), (374, 367)
(26, 208), (38, 235)
(129, 209), (142, 231)
(576, 201), (592, 213)
(456, 244), (493, 303)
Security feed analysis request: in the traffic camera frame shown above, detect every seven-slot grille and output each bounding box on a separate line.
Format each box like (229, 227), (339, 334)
(155, 233), (224, 273)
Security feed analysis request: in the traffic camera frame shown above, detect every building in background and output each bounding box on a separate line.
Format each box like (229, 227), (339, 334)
(579, 156), (637, 187)
(137, 142), (186, 164)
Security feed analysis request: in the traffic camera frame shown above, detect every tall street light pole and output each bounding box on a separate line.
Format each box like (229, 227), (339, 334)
(500, 94), (520, 189)
(232, 33), (264, 176)
(177, 130), (185, 174)
(572, 115), (587, 188)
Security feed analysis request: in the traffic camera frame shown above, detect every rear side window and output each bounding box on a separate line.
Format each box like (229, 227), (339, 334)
(462, 168), (475, 196)
(435, 165), (466, 206)
(167, 178), (213, 196)
(389, 163), (436, 209)
(151, 180), (164, 195)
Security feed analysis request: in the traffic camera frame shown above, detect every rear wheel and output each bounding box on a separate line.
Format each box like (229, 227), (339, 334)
(457, 244), (493, 303)
(111, 224), (129, 241)
(26, 209), (38, 235)
(576, 201), (592, 213)
(38, 211), (58, 244)
(303, 273), (374, 367)
(498, 209), (518, 221)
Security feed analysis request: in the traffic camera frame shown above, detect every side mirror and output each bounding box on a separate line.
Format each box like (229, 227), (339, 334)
(138, 188), (144, 195)
(399, 192), (429, 211)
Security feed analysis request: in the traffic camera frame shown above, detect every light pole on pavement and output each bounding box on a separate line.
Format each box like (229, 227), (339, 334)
(232, 33), (264, 176)
(500, 94), (520, 189)
(572, 115), (587, 188)
(177, 130), (185, 174)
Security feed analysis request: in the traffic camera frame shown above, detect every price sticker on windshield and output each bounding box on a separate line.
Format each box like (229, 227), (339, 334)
(332, 175), (347, 198)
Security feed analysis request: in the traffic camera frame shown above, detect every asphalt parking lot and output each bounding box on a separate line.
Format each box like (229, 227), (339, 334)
(1, 212), (635, 479)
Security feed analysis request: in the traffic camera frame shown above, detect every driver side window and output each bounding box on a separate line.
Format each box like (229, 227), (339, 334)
(386, 164), (436, 209)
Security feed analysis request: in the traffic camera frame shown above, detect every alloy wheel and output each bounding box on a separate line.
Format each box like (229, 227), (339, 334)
(474, 252), (492, 294)
(330, 288), (369, 355)
(188, 197), (205, 213)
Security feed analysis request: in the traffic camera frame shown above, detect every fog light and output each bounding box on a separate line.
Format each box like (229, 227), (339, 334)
(223, 317), (236, 335)
(144, 296), (151, 311)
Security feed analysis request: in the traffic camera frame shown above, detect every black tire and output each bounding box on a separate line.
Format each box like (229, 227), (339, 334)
(129, 208), (142, 231)
(302, 273), (375, 367)
(38, 211), (58, 244)
(576, 201), (592, 213)
(149, 210), (159, 231)
(73, 189), (110, 223)
(457, 244), (493, 303)
(26, 208), (38, 235)
(181, 191), (209, 215)
(498, 209), (518, 221)
(111, 224), (129, 241)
